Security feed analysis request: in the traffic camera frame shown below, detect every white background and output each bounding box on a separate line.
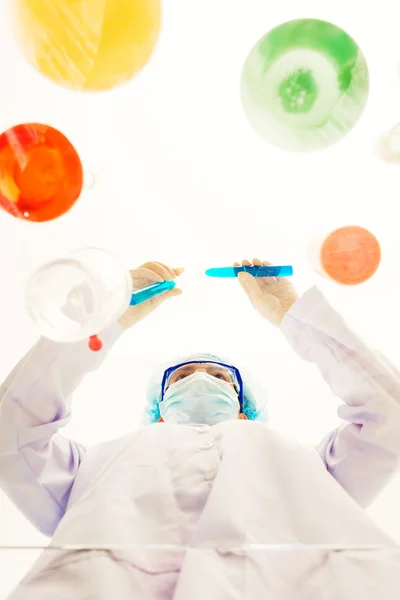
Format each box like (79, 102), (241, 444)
(1, 0), (400, 595)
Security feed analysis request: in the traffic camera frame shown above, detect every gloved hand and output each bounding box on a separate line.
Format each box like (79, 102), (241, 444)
(236, 258), (299, 327)
(118, 261), (184, 330)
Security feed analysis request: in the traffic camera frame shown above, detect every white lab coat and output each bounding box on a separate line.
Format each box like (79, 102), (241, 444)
(1, 285), (400, 599)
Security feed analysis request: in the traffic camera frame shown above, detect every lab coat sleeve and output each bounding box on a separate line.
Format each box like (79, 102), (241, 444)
(0, 323), (124, 537)
(280, 285), (400, 508)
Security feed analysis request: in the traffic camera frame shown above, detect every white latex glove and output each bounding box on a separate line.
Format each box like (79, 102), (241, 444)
(236, 258), (299, 327)
(118, 261), (184, 330)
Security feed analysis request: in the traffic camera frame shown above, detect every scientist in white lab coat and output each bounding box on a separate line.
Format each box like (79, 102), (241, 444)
(2, 258), (400, 600)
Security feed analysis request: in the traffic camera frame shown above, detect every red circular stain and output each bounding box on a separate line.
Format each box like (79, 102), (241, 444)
(0, 123), (83, 222)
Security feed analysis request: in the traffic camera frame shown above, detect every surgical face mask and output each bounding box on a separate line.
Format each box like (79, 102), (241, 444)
(160, 371), (241, 426)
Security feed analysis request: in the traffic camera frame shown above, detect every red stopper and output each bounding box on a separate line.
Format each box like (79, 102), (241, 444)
(89, 335), (103, 352)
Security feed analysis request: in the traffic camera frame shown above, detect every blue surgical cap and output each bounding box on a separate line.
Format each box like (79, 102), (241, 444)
(143, 351), (268, 425)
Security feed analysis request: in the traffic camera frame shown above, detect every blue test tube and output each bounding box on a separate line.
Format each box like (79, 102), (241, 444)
(130, 280), (176, 306)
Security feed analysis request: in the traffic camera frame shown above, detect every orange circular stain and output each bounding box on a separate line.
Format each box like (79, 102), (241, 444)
(320, 226), (381, 285)
(0, 123), (83, 222)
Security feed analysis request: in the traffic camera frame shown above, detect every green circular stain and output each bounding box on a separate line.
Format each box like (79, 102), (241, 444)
(241, 18), (369, 152)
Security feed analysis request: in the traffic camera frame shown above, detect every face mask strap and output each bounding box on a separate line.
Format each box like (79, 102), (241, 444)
(161, 361), (244, 409)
